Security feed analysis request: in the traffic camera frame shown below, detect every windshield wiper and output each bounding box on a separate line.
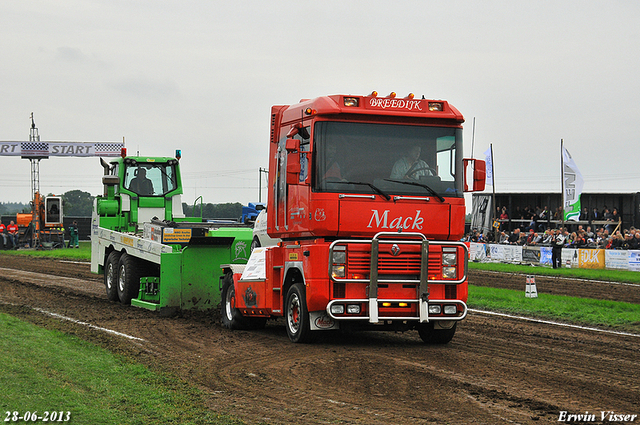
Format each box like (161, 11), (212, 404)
(384, 179), (445, 202)
(334, 181), (391, 201)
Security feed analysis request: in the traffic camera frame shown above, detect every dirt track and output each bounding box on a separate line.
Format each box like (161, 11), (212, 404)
(0, 254), (639, 424)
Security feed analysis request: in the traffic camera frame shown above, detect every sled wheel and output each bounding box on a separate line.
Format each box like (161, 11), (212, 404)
(417, 322), (457, 344)
(250, 237), (261, 252)
(285, 283), (312, 343)
(104, 251), (121, 301)
(117, 253), (141, 305)
(221, 272), (249, 330)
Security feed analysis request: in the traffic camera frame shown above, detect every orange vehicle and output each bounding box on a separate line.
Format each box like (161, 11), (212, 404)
(220, 92), (486, 343)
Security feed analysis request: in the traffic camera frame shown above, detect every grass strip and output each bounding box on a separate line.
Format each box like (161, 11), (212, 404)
(2, 241), (92, 261)
(468, 285), (640, 333)
(470, 261), (640, 285)
(0, 312), (242, 425)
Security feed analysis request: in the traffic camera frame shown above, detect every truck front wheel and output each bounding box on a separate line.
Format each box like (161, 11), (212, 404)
(117, 253), (141, 305)
(417, 322), (457, 344)
(221, 273), (249, 330)
(285, 283), (312, 343)
(104, 251), (121, 301)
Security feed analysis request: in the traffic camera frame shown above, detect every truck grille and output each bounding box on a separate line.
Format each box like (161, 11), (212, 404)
(347, 245), (442, 279)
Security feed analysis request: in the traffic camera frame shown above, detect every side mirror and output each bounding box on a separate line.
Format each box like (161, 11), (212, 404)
(463, 159), (486, 192)
(287, 151), (301, 185)
(285, 138), (300, 153)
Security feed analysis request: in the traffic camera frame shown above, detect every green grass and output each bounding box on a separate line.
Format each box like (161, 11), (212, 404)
(469, 261), (640, 285)
(0, 313), (242, 425)
(468, 285), (640, 333)
(3, 241), (92, 260)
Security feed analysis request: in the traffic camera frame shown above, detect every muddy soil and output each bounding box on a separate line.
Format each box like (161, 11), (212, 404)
(0, 254), (638, 424)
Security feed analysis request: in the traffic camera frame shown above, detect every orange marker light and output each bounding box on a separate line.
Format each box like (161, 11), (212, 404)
(370, 91), (378, 97)
(406, 93), (415, 99)
(388, 92), (396, 98)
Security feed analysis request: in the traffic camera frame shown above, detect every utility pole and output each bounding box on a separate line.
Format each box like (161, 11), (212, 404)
(258, 167), (268, 202)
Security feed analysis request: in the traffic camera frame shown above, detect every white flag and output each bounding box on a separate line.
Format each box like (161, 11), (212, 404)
(483, 146), (493, 186)
(562, 145), (584, 221)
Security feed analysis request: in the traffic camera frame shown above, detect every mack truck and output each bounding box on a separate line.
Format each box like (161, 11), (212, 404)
(221, 92), (486, 343)
(91, 149), (253, 314)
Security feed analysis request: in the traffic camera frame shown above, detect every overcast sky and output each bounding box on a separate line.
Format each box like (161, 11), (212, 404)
(1, 1), (639, 210)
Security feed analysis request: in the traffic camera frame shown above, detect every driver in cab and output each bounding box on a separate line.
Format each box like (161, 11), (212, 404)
(390, 145), (434, 180)
(129, 167), (154, 195)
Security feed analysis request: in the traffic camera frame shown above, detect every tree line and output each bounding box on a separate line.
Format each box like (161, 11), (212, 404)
(2, 191), (244, 220)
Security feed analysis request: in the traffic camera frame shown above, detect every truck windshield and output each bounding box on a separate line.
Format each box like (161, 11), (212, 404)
(313, 121), (463, 198)
(124, 162), (178, 196)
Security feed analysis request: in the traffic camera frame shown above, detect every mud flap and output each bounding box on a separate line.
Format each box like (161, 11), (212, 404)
(309, 311), (339, 331)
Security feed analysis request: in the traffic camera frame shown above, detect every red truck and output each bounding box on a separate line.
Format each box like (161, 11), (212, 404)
(221, 92), (485, 343)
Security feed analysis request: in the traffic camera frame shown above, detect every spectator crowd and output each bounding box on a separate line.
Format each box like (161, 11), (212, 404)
(465, 205), (639, 250)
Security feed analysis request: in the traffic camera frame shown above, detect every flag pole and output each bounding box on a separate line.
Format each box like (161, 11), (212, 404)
(490, 143), (497, 242)
(560, 139), (565, 229)
(470, 117), (476, 158)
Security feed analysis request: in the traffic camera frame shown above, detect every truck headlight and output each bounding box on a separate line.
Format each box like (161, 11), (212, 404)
(442, 266), (457, 279)
(442, 252), (457, 266)
(332, 251), (346, 264)
(428, 305), (441, 314)
(330, 304), (345, 314)
(331, 265), (345, 278)
(347, 304), (360, 314)
(444, 305), (458, 315)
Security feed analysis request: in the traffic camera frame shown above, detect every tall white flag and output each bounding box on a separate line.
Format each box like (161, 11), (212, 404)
(562, 145), (584, 221)
(483, 146), (493, 186)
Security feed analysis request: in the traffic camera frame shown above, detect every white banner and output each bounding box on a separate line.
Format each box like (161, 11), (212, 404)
(604, 250), (629, 270)
(562, 145), (584, 221)
(483, 146), (493, 186)
(471, 194), (493, 235)
(487, 244), (523, 262)
(0, 141), (124, 157)
(627, 250), (640, 271)
(469, 243), (487, 262)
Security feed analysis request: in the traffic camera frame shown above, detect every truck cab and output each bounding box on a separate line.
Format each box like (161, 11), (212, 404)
(222, 93), (485, 343)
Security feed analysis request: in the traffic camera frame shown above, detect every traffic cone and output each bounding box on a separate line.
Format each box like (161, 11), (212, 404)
(525, 275), (538, 298)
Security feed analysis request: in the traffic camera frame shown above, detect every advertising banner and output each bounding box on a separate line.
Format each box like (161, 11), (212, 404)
(562, 249), (579, 268)
(471, 195), (493, 235)
(488, 244), (523, 263)
(577, 249), (605, 269)
(539, 247), (553, 265)
(0, 141), (124, 157)
(469, 243), (487, 262)
(627, 250), (640, 271)
(522, 246), (541, 264)
(562, 145), (584, 221)
(484, 146), (493, 186)
(605, 250), (629, 270)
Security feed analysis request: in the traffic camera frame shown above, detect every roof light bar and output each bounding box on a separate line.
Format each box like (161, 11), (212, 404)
(343, 97), (359, 107)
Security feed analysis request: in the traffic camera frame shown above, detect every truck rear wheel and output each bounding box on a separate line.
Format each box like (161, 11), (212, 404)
(104, 251), (121, 301)
(417, 322), (457, 344)
(117, 253), (141, 305)
(221, 273), (249, 330)
(285, 283), (312, 343)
